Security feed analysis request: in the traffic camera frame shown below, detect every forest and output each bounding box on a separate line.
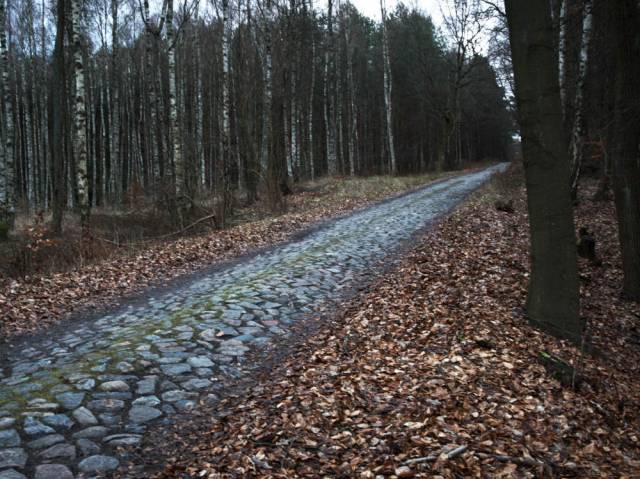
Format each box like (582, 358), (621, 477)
(0, 0), (511, 234)
(0, 0), (639, 477)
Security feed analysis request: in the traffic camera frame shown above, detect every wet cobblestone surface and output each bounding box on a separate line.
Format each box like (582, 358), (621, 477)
(0, 165), (506, 477)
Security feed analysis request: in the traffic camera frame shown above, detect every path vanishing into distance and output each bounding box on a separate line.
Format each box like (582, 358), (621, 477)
(0, 164), (506, 478)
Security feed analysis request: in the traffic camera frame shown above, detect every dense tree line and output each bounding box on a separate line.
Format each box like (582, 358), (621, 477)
(0, 0), (512, 232)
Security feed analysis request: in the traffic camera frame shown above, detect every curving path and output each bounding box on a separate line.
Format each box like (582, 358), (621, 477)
(0, 164), (507, 478)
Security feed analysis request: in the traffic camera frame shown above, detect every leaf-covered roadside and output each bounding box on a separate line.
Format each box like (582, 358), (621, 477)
(0, 172), (451, 340)
(137, 168), (639, 478)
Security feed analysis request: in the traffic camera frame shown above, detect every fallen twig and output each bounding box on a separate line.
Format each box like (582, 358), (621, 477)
(93, 213), (218, 247)
(157, 213), (217, 239)
(403, 446), (547, 470)
(402, 445), (468, 465)
(476, 452), (545, 467)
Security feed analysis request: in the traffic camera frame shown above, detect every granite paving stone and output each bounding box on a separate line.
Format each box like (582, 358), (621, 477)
(33, 464), (74, 479)
(0, 448), (28, 469)
(0, 430), (20, 448)
(78, 455), (119, 474)
(0, 469), (27, 479)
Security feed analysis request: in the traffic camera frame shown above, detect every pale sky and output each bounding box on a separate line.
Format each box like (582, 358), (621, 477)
(350, 0), (443, 25)
(350, 0), (494, 55)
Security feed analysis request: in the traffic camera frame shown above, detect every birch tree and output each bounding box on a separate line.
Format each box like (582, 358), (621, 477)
(0, 0), (15, 227)
(324, 0), (337, 176)
(557, 0), (566, 115)
(72, 0), (89, 226)
(261, 0), (273, 178)
(568, 0), (592, 198)
(380, 0), (396, 174)
(307, 0), (316, 180)
(165, 0), (186, 219)
(343, 4), (357, 176)
(288, 0), (300, 181)
(110, 0), (119, 202)
(219, 0), (232, 223)
(0, 0), (513, 228)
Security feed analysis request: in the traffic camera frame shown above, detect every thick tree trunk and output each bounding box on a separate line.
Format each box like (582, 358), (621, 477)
(505, 0), (582, 342)
(611, 0), (640, 301)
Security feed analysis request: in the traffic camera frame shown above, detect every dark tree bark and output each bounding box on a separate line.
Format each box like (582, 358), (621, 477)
(611, 0), (640, 301)
(505, 0), (582, 342)
(50, 0), (68, 235)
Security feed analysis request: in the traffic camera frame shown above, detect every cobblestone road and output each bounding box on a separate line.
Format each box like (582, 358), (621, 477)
(0, 164), (506, 478)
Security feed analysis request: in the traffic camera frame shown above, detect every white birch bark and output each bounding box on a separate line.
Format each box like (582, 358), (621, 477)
(291, 89), (299, 177)
(110, 0), (120, 202)
(193, 2), (204, 188)
(337, 40), (344, 174)
(308, 0), (315, 180)
(166, 0), (183, 198)
(284, 105), (291, 177)
(569, 0), (593, 194)
(344, 9), (357, 176)
(0, 0), (15, 222)
(261, 0), (274, 175)
(23, 65), (34, 207)
(380, 0), (396, 175)
(101, 79), (108, 203)
(285, 0), (298, 180)
(558, 0), (567, 117)
(290, 61), (298, 179)
(324, 0), (337, 176)
(72, 0), (89, 224)
(40, 0), (48, 208)
(221, 0), (232, 216)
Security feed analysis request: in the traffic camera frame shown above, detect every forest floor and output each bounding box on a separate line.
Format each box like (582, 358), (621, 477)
(133, 166), (640, 478)
(0, 166), (503, 479)
(0, 169), (470, 340)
